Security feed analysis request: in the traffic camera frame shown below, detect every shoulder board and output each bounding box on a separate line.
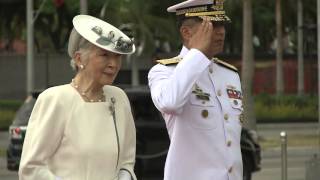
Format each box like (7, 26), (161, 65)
(213, 58), (238, 73)
(156, 57), (182, 66)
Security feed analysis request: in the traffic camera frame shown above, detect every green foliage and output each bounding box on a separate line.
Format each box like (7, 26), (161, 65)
(255, 94), (318, 122)
(2, 0), (318, 54)
(0, 109), (15, 130)
(0, 100), (22, 130)
(96, 0), (181, 56)
(0, 148), (5, 157)
(0, 100), (22, 110)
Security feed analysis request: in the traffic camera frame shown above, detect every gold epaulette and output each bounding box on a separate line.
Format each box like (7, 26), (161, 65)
(212, 58), (238, 72)
(156, 57), (182, 66)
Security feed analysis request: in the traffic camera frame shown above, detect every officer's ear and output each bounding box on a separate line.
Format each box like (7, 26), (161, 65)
(179, 25), (192, 42)
(179, 18), (201, 42)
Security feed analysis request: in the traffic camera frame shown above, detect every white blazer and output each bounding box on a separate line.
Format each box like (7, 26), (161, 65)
(148, 47), (243, 180)
(19, 84), (136, 180)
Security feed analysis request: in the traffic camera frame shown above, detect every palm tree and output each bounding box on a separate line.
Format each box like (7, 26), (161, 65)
(242, 0), (256, 130)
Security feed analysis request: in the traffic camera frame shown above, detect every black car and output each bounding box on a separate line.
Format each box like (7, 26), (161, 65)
(6, 91), (41, 171)
(7, 86), (261, 180)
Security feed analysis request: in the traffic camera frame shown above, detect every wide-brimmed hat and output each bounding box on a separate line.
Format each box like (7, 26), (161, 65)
(168, 0), (231, 23)
(70, 15), (135, 55)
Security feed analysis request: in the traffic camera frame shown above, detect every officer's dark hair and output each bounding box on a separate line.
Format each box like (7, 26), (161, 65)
(178, 17), (227, 28)
(177, 17), (202, 29)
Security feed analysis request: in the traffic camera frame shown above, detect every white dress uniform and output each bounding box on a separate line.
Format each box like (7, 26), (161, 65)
(19, 85), (137, 180)
(148, 47), (243, 180)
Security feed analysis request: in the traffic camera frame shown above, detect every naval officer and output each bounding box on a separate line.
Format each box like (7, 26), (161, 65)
(148, 0), (244, 180)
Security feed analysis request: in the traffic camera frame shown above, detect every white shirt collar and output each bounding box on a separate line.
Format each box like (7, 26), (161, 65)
(178, 46), (189, 58)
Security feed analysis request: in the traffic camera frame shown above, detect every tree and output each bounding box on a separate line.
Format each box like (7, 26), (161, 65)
(242, 0), (256, 130)
(96, 0), (180, 57)
(36, 0), (73, 52)
(0, 1), (26, 52)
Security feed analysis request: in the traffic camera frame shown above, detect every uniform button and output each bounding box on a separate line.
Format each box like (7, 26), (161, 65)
(228, 167), (233, 173)
(209, 68), (213, 74)
(224, 114), (229, 120)
(201, 109), (209, 118)
(227, 141), (232, 147)
(217, 90), (222, 96)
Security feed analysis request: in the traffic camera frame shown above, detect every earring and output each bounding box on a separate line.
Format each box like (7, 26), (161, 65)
(80, 65), (84, 69)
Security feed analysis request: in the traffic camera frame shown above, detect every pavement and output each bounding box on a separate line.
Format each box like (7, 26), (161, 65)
(253, 122), (320, 180)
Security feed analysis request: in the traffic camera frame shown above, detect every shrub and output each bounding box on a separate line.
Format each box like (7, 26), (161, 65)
(254, 94), (318, 122)
(0, 109), (15, 130)
(0, 100), (22, 130)
(0, 100), (22, 110)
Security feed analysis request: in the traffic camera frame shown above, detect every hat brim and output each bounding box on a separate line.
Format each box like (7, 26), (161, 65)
(72, 15), (135, 55)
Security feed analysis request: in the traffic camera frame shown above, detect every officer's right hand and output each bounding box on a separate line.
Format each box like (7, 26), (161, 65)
(189, 17), (213, 58)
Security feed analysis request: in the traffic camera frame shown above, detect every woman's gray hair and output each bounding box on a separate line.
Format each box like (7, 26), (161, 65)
(68, 28), (92, 71)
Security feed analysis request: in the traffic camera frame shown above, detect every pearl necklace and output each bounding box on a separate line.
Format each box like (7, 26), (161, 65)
(71, 79), (105, 102)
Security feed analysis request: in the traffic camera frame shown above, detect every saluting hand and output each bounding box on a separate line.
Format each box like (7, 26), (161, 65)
(189, 17), (213, 58)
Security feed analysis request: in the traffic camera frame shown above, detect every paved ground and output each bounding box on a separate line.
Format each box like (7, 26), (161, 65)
(253, 122), (320, 180)
(0, 130), (18, 180)
(0, 157), (17, 180)
(252, 147), (318, 180)
(0, 123), (319, 180)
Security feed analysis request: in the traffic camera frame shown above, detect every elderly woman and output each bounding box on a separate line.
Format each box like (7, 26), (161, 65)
(19, 15), (136, 180)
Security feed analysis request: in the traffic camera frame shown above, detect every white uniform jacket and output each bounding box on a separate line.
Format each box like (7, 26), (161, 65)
(148, 47), (243, 180)
(19, 84), (137, 180)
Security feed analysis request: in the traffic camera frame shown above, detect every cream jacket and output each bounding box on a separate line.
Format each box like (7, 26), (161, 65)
(148, 47), (243, 180)
(19, 84), (137, 180)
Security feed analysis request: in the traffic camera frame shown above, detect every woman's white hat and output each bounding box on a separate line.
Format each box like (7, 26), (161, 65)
(70, 15), (135, 55)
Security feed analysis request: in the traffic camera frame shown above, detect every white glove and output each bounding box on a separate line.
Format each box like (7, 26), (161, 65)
(55, 176), (62, 180)
(118, 169), (132, 180)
